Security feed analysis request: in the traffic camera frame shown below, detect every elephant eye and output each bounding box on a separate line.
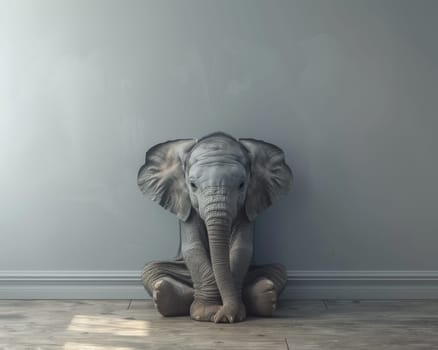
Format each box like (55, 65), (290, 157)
(239, 181), (245, 190)
(190, 182), (197, 190)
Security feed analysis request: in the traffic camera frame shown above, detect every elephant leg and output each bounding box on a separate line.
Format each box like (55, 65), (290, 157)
(142, 259), (194, 317)
(180, 217), (222, 322)
(182, 248), (222, 322)
(242, 263), (287, 317)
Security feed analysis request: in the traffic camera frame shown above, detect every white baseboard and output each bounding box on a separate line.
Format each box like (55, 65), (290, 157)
(283, 270), (438, 299)
(1, 270), (438, 299)
(0, 271), (146, 299)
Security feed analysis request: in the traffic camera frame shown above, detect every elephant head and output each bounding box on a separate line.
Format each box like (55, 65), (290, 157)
(138, 132), (292, 222)
(138, 132), (292, 307)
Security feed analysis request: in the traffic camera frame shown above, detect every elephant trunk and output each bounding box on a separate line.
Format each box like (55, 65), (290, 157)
(203, 194), (239, 305)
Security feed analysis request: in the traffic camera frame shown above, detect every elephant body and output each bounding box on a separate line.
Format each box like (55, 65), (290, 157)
(138, 132), (292, 323)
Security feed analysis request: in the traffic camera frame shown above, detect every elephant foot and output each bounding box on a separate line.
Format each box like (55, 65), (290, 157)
(190, 299), (221, 322)
(243, 277), (277, 317)
(152, 277), (193, 317)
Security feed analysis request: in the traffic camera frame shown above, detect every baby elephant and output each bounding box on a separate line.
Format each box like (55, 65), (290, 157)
(138, 132), (292, 323)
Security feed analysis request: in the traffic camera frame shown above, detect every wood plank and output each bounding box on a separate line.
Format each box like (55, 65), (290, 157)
(1, 300), (438, 349)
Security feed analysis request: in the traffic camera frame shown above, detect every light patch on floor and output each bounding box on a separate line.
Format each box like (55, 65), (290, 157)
(64, 342), (135, 350)
(67, 315), (150, 336)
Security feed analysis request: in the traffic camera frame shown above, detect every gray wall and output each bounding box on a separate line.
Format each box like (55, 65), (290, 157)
(1, 0), (438, 296)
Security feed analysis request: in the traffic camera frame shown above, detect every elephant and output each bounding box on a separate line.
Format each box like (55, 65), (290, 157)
(138, 132), (292, 323)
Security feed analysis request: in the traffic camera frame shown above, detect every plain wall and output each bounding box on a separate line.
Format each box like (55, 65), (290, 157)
(1, 0), (438, 273)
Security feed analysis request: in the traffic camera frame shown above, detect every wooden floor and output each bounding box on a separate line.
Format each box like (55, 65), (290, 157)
(1, 300), (438, 349)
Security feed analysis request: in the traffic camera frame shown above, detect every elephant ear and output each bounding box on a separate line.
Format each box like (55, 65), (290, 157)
(137, 139), (196, 221)
(239, 138), (293, 222)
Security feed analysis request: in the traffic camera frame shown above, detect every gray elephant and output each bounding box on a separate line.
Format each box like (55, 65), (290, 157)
(138, 132), (292, 323)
